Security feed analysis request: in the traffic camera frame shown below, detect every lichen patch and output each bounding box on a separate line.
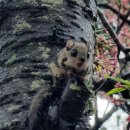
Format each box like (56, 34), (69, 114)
(38, 47), (50, 59)
(30, 79), (45, 90)
(5, 54), (16, 66)
(24, 0), (38, 5)
(41, 0), (63, 6)
(14, 18), (31, 34)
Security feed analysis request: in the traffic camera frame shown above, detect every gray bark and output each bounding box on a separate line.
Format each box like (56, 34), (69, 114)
(0, 0), (97, 130)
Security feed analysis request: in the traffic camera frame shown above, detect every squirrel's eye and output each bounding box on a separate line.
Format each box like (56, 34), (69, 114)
(87, 52), (90, 58)
(71, 50), (78, 57)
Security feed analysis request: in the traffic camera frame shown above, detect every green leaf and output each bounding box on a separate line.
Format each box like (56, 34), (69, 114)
(123, 80), (130, 85)
(123, 85), (130, 89)
(70, 84), (81, 91)
(5, 54), (16, 66)
(107, 76), (130, 85)
(115, 0), (121, 5)
(106, 87), (125, 95)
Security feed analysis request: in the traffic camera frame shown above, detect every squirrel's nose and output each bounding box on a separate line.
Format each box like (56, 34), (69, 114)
(79, 58), (85, 63)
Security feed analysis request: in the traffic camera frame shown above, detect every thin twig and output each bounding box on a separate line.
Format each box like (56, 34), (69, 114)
(103, 101), (109, 116)
(98, 3), (130, 26)
(97, 8), (125, 51)
(117, 10), (130, 34)
(98, 8), (130, 61)
(116, 1), (121, 34)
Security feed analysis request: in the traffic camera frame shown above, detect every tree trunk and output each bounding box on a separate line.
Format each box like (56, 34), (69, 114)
(0, 0), (97, 130)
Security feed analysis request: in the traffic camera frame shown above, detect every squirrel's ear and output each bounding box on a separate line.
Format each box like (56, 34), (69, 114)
(66, 40), (75, 50)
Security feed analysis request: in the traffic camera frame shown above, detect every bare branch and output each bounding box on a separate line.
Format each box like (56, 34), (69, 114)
(91, 105), (117, 130)
(116, 10), (130, 34)
(97, 8), (130, 61)
(98, 3), (130, 26)
(97, 8), (125, 51)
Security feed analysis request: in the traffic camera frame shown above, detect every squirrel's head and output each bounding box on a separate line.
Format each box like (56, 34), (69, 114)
(65, 40), (90, 71)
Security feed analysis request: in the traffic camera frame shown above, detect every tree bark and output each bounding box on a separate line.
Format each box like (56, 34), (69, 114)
(0, 0), (97, 130)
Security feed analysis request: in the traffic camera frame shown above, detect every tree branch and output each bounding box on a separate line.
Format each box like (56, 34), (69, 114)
(97, 8), (125, 51)
(91, 105), (117, 130)
(98, 3), (130, 26)
(97, 8), (130, 61)
(116, 10), (130, 34)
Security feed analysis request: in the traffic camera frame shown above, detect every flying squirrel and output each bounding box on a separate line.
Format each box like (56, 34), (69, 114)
(28, 40), (92, 130)
(50, 40), (91, 81)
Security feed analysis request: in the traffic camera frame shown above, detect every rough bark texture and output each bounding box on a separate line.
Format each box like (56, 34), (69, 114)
(0, 0), (97, 130)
